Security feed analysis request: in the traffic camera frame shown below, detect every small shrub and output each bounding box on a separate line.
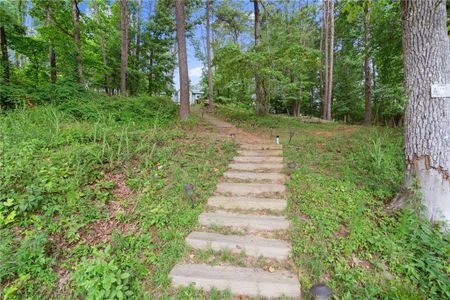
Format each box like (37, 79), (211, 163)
(73, 246), (133, 299)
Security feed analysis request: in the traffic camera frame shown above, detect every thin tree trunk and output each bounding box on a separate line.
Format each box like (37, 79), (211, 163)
(319, 0), (325, 116)
(93, 0), (109, 95)
(363, 0), (372, 126)
(46, 7), (57, 84)
(71, 0), (83, 83)
(1, 26), (10, 85)
(325, 0), (334, 120)
(148, 52), (153, 96)
(373, 60), (379, 125)
(254, 0), (268, 116)
(120, 0), (128, 95)
(136, 0), (142, 68)
(175, 0), (190, 120)
(206, 0), (214, 110)
(49, 48), (56, 84)
(400, 0), (450, 226)
(322, 0), (329, 119)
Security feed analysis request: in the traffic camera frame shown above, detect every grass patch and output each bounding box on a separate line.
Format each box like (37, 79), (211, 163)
(216, 106), (450, 299)
(0, 96), (236, 298)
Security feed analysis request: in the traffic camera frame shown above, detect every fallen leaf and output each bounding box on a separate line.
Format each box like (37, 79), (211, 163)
(268, 266), (275, 273)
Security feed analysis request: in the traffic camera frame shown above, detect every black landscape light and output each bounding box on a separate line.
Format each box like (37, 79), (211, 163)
(310, 283), (332, 300)
(184, 183), (195, 208)
(276, 135), (280, 144)
(288, 162), (297, 170)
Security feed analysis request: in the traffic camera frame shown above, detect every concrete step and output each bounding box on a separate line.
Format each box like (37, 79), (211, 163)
(240, 144), (282, 150)
(216, 182), (285, 197)
(199, 211), (290, 230)
(228, 163), (284, 172)
(208, 195), (287, 211)
(170, 264), (300, 298)
(223, 171), (286, 183)
(238, 149), (283, 157)
(186, 231), (292, 259)
(233, 156), (283, 163)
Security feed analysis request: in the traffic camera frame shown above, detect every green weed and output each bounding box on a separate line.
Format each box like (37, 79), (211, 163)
(217, 106), (450, 299)
(0, 96), (236, 298)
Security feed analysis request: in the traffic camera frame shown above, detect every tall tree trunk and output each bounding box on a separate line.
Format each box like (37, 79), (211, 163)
(175, 0), (190, 120)
(325, 0), (334, 121)
(319, 0), (325, 116)
(71, 0), (83, 83)
(206, 0), (214, 110)
(254, 0), (268, 116)
(401, 0), (450, 227)
(0, 26), (10, 85)
(372, 60), (379, 125)
(46, 7), (57, 84)
(120, 0), (128, 95)
(322, 0), (329, 119)
(148, 52), (153, 96)
(93, 0), (109, 95)
(49, 48), (56, 84)
(136, 0), (142, 65)
(363, 0), (372, 126)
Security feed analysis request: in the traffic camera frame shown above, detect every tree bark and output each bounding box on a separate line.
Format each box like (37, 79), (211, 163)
(71, 0), (83, 83)
(319, 0), (325, 116)
(206, 0), (214, 110)
(120, 0), (128, 95)
(0, 26), (10, 85)
(175, 0), (190, 120)
(401, 0), (450, 227)
(136, 0), (143, 68)
(325, 0), (334, 121)
(49, 48), (56, 84)
(363, 0), (372, 126)
(322, 0), (329, 119)
(254, 0), (268, 116)
(148, 51), (153, 96)
(46, 7), (57, 84)
(93, 0), (109, 95)
(373, 60), (379, 125)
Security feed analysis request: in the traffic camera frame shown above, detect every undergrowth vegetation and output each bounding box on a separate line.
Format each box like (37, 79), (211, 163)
(0, 96), (235, 298)
(217, 106), (450, 299)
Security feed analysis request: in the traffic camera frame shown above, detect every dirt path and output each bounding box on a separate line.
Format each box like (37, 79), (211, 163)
(199, 111), (271, 144)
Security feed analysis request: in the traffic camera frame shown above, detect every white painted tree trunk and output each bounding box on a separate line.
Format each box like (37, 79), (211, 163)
(401, 0), (450, 228)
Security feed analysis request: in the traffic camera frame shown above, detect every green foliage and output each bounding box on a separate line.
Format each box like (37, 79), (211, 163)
(217, 106), (450, 299)
(0, 96), (236, 298)
(1, 0), (177, 97)
(209, 0), (404, 123)
(73, 246), (133, 299)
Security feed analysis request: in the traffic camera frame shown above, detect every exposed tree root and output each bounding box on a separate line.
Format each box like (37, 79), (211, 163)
(384, 186), (416, 214)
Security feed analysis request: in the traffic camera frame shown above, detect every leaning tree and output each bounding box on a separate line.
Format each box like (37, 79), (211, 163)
(401, 0), (450, 227)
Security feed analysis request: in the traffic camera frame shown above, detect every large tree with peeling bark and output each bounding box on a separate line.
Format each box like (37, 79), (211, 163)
(401, 0), (450, 227)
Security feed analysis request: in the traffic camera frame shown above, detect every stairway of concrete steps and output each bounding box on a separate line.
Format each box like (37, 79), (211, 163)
(170, 143), (301, 299)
